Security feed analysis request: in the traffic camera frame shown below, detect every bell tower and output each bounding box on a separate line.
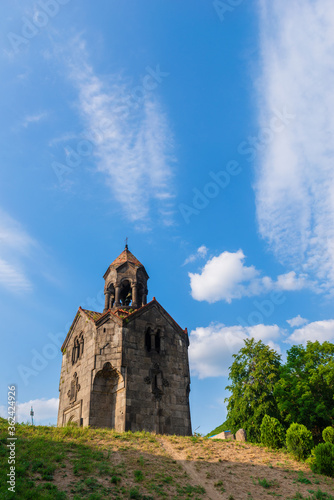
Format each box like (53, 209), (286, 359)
(58, 245), (192, 435)
(103, 244), (149, 311)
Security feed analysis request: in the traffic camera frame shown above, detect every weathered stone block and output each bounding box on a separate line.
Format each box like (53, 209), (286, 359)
(236, 429), (247, 441)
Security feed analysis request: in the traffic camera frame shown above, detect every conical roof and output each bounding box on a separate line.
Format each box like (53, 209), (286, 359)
(109, 246), (144, 269)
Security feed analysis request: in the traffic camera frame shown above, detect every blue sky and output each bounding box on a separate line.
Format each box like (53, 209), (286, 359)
(1, 0), (334, 435)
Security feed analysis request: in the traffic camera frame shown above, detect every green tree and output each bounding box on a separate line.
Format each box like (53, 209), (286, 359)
(274, 341), (334, 442)
(260, 414), (285, 449)
(225, 338), (281, 442)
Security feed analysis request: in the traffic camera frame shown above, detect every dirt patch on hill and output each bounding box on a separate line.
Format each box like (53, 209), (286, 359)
(157, 435), (334, 500)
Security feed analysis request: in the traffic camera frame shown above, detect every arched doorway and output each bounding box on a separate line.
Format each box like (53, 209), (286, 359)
(89, 362), (119, 428)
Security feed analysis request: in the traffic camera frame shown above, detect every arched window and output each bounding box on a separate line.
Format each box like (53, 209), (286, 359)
(72, 337), (81, 364)
(145, 328), (151, 352)
(71, 338), (76, 364)
(79, 334), (84, 359)
(155, 329), (161, 353)
(120, 280), (132, 306)
(75, 338), (80, 361)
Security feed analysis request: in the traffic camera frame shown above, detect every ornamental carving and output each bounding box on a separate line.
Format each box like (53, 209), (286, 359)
(67, 372), (80, 404)
(145, 364), (169, 400)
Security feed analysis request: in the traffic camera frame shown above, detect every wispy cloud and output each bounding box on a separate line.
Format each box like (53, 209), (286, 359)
(183, 245), (208, 266)
(0, 258), (31, 290)
(22, 112), (48, 128)
(61, 37), (175, 228)
(0, 209), (36, 292)
(189, 249), (310, 303)
(256, 0), (334, 294)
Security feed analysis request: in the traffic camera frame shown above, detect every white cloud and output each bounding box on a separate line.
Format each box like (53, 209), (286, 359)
(63, 37), (175, 227)
(287, 315), (308, 327)
(189, 322), (282, 379)
(183, 245), (208, 266)
(0, 209), (35, 292)
(0, 258), (31, 291)
(276, 271), (308, 291)
(287, 319), (334, 344)
(189, 250), (309, 303)
(22, 112), (47, 128)
(0, 398), (59, 425)
(256, 0), (334, 294)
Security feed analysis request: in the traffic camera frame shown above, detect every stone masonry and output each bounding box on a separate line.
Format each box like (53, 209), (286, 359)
(57, 246), (192, 435)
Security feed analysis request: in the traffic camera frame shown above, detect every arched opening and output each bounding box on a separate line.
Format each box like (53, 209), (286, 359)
(155, 329), (161, 353)
(145, 328), (151, 352)
(72, 337), (80, 364)
(119, 280), (132, 306)
(71, 343), (76, 364)
(79, 334), (84, 358)
(89, 363), (119, 428)
(67, 414), (78, 426)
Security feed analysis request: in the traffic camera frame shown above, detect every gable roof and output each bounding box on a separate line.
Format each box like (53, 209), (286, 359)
(120, 298), (188, 340)
(61, 307), (108, 351)
(60, 299), (188, 352)
(81, 309), (104, 322)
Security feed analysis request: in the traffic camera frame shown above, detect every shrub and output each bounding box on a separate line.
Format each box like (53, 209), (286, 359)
(286, 423), (313, 461)
(311, 442), (334, 477)
(134, 470), (144, 482)
(260, 415), (285, 449)
(322, 427), (334, 444)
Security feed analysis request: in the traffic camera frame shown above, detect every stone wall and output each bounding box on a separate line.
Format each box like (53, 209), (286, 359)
(57, 312), (96, 427)
(58, 302), (192, 436)
(89, 319), (125, 430)
(57, 312), (126, 429)
(123, 304), (192, 436)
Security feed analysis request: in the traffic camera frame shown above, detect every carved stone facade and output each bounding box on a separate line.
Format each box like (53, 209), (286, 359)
(57, 246), (192, 435)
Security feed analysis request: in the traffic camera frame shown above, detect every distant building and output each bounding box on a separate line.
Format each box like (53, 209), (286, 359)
(57, 245), (192, 435)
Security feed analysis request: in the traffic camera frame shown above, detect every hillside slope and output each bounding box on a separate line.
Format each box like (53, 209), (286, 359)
(0, 419), (333, 499)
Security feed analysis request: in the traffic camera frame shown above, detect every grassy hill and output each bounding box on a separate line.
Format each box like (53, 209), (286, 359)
(1, 418), (334, 499)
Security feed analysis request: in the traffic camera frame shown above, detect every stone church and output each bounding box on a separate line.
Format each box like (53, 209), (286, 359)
(57, 246), (192, 435)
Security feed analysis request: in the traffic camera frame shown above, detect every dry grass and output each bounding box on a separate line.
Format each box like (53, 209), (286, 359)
(0, 419), (333, 499)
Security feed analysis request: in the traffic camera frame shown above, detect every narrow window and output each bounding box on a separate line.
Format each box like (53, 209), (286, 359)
(72, 337), (77, 364)
(145, 328), (151, 352)
(72, 337), (81, 364)
(75, 338), (80, 362)
(79, 335), (84, 358)
(155, 329), (161, 353)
